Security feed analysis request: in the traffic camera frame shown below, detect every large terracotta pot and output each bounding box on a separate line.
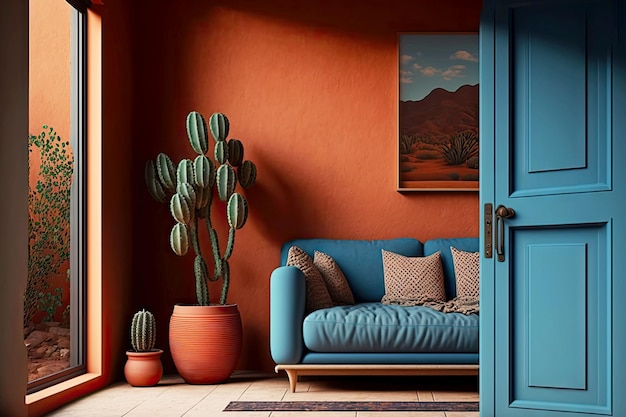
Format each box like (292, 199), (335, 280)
(169, 304), (243, 384)
(124, 349), (163, 387)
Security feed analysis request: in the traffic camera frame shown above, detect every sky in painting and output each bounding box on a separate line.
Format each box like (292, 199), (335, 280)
(399, 34), (479, 101)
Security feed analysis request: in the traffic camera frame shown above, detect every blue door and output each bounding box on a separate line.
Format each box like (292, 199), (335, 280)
(479, 0), (626, 416)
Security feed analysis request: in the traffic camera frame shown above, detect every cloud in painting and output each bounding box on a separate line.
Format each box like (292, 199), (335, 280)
(419, 66), (440, 77)
(450, 50), (478, 62)
(441, 64), (467, 80)
(400, 69), (413, 84)
(400, 54), (414, 65)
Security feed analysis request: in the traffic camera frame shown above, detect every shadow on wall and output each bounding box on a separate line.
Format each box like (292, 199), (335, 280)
(184, 0), (482, 40)
(246, 147), (318, 244)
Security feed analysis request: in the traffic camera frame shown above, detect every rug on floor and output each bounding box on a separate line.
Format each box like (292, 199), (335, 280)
(224, 401), (479, 412)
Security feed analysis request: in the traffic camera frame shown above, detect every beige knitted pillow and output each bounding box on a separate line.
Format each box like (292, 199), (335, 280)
(314, 251), (355, 305)
(381, 250), (446, 302)
(451, 246), (480, 298)
(286, 246), (334, 313)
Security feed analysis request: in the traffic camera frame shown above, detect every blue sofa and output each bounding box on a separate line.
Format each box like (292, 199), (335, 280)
(270, 237), (479, 392)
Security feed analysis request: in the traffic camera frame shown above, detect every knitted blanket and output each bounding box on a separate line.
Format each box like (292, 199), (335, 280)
(381, 294), (479, 315)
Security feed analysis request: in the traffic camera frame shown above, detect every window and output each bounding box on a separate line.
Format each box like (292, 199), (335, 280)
(26, 0), (87, 393)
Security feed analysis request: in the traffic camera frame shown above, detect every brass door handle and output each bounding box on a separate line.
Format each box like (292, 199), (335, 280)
(496, 205), (515, 219)
(495, 205), (515, 262)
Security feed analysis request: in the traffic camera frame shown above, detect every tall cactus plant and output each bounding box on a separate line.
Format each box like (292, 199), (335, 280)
(130, 309), (156, 352)
(145, 112), (257, 305)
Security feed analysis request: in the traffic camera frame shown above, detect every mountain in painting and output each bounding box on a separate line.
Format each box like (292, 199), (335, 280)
(399, 84), (478, 141)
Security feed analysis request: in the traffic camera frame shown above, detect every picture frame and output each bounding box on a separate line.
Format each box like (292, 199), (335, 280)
(397, 33), (479, 192)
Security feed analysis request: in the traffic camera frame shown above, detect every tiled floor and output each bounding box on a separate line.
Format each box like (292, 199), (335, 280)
(45, 372), (479, 417)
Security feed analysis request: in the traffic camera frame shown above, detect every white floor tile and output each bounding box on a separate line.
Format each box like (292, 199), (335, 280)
(43, 373), (478, 417)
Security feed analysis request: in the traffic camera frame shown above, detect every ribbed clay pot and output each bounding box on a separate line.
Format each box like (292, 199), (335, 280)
(124, 349), (163, 387)
(169, 304), (242, 384)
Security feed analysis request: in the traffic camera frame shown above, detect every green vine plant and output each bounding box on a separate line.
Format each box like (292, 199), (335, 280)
(25, 125), (74, 326)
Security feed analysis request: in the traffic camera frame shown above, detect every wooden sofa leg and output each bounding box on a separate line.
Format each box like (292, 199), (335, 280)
(284, 369), (298, 393)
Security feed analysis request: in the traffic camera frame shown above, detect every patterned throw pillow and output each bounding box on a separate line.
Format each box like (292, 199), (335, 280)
(286, 246), (334, 313)
(450, 246), (480, 298)
(313, 251), (355, 305)
(381, 250), (446, 302)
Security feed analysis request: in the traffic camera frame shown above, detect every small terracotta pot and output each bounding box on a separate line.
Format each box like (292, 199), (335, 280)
(169, 304), (242, 384)
(124, 349), (163, 387)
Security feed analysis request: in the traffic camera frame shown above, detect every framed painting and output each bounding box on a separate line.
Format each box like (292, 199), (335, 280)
(397, 33), (479, 191)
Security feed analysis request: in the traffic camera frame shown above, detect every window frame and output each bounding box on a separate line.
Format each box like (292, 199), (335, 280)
(26, 0), (87, 394)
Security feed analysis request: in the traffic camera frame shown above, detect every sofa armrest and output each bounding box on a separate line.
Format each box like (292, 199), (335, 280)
(270, 265), (306, 364)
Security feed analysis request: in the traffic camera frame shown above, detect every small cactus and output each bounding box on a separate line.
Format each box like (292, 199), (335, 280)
(439, 130), (479, 166)
(399, 133), (416, 154)
(146, 111), (257, 305)
(130, 309), (156, 352)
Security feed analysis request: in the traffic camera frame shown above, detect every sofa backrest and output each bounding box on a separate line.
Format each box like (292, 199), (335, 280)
(281, 238), (422, 302)
(280, 237), (479, 302)
(423, 237), (480, 299)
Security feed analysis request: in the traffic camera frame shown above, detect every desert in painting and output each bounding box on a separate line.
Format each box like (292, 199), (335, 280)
(398, 34), (479, 191)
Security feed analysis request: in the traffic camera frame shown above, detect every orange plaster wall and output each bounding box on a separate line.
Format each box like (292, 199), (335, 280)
(129, 0), (482, 375)
(29, 1), (70, 136)
(98, 0), (135, 384)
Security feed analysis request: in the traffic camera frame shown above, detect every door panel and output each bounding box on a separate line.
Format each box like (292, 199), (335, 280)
(510, 225), (610, 414)
(511, 1), (611, 196)
(480, 0), (626, 416)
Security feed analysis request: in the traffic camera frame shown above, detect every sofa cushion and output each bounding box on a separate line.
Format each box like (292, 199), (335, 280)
(303, 302), (479, 353)
(286, 246), (334, 313)
(424, 238), (480, 299)
(314, 251), (355, 305)
(381, 250), (446, 303)
(281, 238), (423, 302)
(451, 246), (480, 298)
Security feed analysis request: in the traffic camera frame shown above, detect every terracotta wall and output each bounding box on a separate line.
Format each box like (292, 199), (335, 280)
(99, 0), (135, 385)
(129, 0), (482, 374)
(29, 0), (70, 136)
